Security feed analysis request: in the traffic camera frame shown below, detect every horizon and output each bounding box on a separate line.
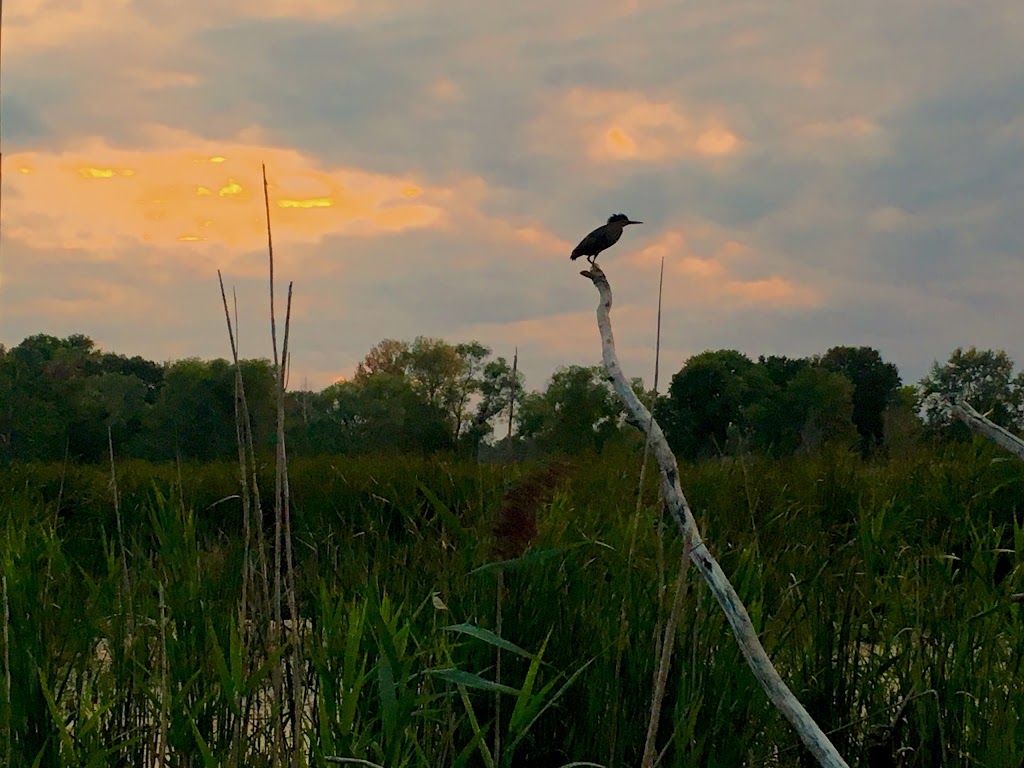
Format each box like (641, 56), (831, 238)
(0, 327), (979, 395)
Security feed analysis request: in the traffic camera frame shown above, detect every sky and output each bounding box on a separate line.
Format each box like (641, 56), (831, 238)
(3, 0), (1024, 394)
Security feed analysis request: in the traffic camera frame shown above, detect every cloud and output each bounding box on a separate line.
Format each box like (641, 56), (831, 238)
(3, 128), (461, 264)
(4, 0), (389, 59)
(6, 0), (1024, 396)
(623, 229), (822, 310)
(530, 89), (742, 165)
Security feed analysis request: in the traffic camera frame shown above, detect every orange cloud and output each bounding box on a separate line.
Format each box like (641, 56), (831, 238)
(6, 0), (158, 56)
(4, 129), (454, 258)
(429, 78), (464, 103)
(509, 226), (573, 254)
(624, 229), (822, 310)
(531, 89), (741, 164)
(724, 276), (819, 307)
(679, 256), (727, 280)
(6, 0), (384, 58)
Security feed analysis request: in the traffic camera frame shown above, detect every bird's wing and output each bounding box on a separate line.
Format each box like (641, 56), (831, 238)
(570, 225), (607, 259)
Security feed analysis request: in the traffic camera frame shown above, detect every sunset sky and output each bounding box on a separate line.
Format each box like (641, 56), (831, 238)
(3, 1), (1024, 392)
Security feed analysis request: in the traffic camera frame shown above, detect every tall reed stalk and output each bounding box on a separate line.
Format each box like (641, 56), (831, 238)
(263, 163), (302, 768)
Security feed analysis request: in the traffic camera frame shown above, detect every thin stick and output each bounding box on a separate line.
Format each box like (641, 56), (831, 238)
(2, 573), (11, 768)
(642, 539), (689, 768)
(494, 569), (504, 760)
(56, 435), (69, 521)
(279, 283), (303, 767)
(108, 427), (131, 600)
(651, 257), (667, 636)
(647, 258), (670, 730)
(237, 286), (271, 619)
(43, 435), (70, 612)
(218, 273), (251, 618)
(265, 163), (280, 374)
(217, 271), (257, 760)
(108, 425), (137, 754)
(505, 347), (518, 461)
(156, 581), (169, 768)
(263, 162), (287, 768)
(580, 263), (848, 768)
(611, 256), (664, 763)
(496, 346), (517, 757)
(265, 164), (303, 767)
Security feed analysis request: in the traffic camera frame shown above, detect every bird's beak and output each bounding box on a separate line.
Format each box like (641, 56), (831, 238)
(627, 220), (643, 225)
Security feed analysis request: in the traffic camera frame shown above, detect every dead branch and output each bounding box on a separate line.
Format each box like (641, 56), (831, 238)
(950, 399), (1024, 461)
(580, 262), (849, 768)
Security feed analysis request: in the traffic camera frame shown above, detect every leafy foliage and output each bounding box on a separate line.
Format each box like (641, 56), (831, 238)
(517, 365), (634, 454)
(819, 346), (901, 453)
(658, 350), (766, 459)
(919, 346), (1024, 434)
(657, 351), (866, 459)
(2, 445), (1023, 766)
(0, 335), (526, 463)
(13, 334), (1024, 466)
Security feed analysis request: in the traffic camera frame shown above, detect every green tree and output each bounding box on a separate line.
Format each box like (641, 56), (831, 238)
(403, 336), (462, 409)
(744, 356), (808, 452)
(0, 335), (174, 462)
(883, 385), (926, 457)
(758, 354), (811, 388)
(355, 338), (411, 379)
(69, 373), (151, 461)
(819, 346), (901, 452)
(0, 334), (102, 461)
(354, 336), (505, 446)
(475, 356), (525, 427)
(144, 358), (276, 461)
(517, 365), (627, 454)
(445, 341), (490, 442)
(96, 353), (164, 403)
(919, 347), (1022, 432)
(309, 374), (452, 454)
(779, 367), (857, 453)
(657, 350), (768, 459)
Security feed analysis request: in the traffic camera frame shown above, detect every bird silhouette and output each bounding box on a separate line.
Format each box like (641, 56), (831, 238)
(570, 213), (642, 264)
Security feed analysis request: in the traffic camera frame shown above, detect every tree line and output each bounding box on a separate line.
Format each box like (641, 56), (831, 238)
(0, 333), (1020, 464)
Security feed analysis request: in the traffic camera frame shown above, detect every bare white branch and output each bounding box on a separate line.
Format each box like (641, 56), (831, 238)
(950, 399), (1024, 461)
(580, 263), (849, 768)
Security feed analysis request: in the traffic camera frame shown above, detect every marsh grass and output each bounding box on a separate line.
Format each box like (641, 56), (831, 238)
(1, 440), (1023, 766)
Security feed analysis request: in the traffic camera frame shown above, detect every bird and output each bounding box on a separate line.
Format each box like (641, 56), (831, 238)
(570, 213), (642, 264)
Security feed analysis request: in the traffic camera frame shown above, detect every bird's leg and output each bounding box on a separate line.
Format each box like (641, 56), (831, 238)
(579, 254), (599, 279)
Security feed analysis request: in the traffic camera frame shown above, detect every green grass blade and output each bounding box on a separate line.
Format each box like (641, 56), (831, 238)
(456, 683), (495, 768)
(426, 668), (520, 695)
(445, 623), (534, 659)
(419, 483), (475, 553)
